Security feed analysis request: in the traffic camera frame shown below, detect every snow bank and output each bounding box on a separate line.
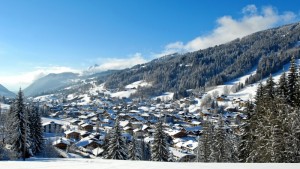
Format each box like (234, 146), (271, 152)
(0, 158), (297, 169)
(125, 80), (151, 89)
(153, 92), (174, 101)
(0, 102), (10, 110)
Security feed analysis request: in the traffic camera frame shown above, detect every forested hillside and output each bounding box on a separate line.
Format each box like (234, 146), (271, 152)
(105, 22), (300, 97)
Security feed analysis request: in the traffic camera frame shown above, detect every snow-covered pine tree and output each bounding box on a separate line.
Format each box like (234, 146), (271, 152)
(139, 134), (151, 161)
(210, 116), (230, 162)
(9, 89), (31, 160)
(284, 107), (300, 162)
(287, 55), (298, 107)
(269, 102), (286, 163)
(238, 101), (254, 162)
(264, 74), (275, 99)
(277, 71), (288, 101)
(28, 105), (44, 155)
(255, 82), (264, 106)
(296, 65), (300, 108)
(128, 135), (141, 160)
(151, 120), (169, 161)
(195, 121), (212, 162)
(105, 117), (128, 160)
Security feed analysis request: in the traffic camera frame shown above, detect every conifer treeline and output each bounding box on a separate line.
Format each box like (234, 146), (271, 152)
(0, 89), (44, 160)
(238, 56), (300, 162)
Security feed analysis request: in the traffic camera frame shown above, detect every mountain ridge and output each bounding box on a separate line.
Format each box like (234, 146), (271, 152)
(104, 22), (300, 98)
(0, 84), (16, 98)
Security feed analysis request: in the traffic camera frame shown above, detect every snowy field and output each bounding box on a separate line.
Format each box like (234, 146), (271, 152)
(0, 158), (299, 169)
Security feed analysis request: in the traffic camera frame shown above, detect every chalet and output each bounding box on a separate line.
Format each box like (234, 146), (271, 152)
(131, 122), (143, 129)
(75, 138), (103, 150)
(80, 123), (94, 132)
(183, 126), (202, 136)
(53, 138), (70, 150)
(43, 121), (64, 133)
(190, 120), (201, 127)
(166, 130), (187, 138)
(65, 130), (81, 140)
(70, 119), (81, 125)
(133, 128), (143, 138)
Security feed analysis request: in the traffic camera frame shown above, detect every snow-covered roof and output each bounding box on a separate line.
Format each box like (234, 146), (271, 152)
(53, 138), (71, 146)
(92, 147), (104, 156)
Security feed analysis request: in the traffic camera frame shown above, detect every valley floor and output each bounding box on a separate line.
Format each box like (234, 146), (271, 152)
(0, 158), (298, 169)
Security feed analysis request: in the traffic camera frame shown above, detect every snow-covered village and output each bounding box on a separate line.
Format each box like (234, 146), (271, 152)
(1, 1), (300, 168)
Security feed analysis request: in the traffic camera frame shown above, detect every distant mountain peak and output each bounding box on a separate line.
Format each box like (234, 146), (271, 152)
(88, 64), (100, 71)
(0, 84), (16, 98)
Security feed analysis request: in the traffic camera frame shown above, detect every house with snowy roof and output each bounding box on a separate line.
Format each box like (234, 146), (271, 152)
(43, 121), (64, 133)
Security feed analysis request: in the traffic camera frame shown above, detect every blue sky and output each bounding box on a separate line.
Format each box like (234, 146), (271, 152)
(0, 0), (299, 91)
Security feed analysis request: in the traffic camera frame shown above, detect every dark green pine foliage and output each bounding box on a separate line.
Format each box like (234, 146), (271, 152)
(28, 105), (44, 155)
(296, 66), (300, 108)
(255, 82), (264, 106)
(284, 108), (300, 162)
(277, 72), (288, 101)
(269, 101), (286, 162)
(195, 121), (213, 162)
(105, 117), (128, 160)
(151, 120), (169, 161)
(10, 89), (31, 160)
(210, 116), (230, 162)
(264, 74), (276, 99)
(287, 56), (298, 107)
(128, 135), (141, 160)
(238, 102), (254, 162)
(139, 135), (151, 161)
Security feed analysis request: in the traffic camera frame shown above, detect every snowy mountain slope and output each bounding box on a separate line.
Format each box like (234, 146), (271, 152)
(207, 59), (300, 101)
(0, 84), (16, 98)
(24, 72), (79, 97)
(0, 158), (297, 169)
(104, 22), (300, 97)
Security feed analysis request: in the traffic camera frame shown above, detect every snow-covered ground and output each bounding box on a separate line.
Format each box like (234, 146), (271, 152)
(33, 94), (58, 102)
(125, 80), (151, 89)
(42, 117), (70, 126)
(0, 158), (298, 169)
(153, 92), (174, 101)
(207, 59), (300, 101)
(0, 102), (10, 111)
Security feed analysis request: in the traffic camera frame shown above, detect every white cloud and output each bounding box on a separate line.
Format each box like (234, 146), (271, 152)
(0, 66), (80, 91)
(156, 5), (298, 57)
(91, 53), (147, 72)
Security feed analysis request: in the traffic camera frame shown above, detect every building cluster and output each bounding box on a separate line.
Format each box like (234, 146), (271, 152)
(39, 91), (248, 161)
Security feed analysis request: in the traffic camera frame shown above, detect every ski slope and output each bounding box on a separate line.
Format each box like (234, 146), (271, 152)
(0, 158), (298, 169)
(207, 59), (300, 101)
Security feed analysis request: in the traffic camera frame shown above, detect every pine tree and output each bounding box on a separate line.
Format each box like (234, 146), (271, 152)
(195, 121), (212, 162)
(105, 117), (128, 160)
(128, 135), (141, 160)
(284, 108), (300, 162)
(277, 71), (288, 101)
(269, 102), (285, 162)
(151, 120), (169, 161)
(296, 66), (300, 108)
(210, 116), (230, 162)
(264, 74), (275, 99)
(9, 89), (31, 160)
(238, 102), (254, 162)
(255, 82), (264, 106)
(139, 135), (151, 161)
(287, 56), (298, 107)
(28, 105), (44, 155)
